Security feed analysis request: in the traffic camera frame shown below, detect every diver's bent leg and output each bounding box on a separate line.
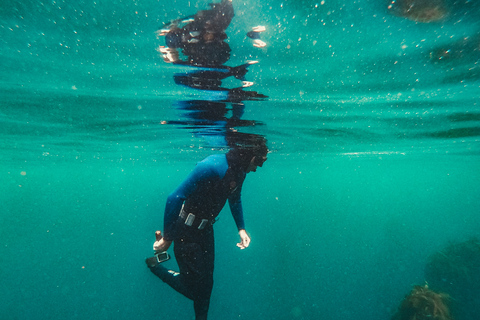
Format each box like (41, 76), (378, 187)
(148, 263), (196, 300)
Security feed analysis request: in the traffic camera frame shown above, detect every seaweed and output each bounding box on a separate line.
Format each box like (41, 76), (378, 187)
(391, 284), (453, 320)
(425, 238), (480, 320)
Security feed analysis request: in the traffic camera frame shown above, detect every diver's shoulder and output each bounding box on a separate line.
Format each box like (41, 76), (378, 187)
(196, 154), (227, 174)
(200, 154), (227, 166)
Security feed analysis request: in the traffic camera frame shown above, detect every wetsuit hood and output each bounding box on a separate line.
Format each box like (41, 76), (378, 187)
(225, 133), (268, 172)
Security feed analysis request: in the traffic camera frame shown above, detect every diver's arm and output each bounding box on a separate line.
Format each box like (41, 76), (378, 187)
(229, 186), (245, 231)
(228, 184), (250, 249)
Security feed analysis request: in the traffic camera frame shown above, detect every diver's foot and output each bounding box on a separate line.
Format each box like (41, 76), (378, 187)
(145, 256), (158, 268)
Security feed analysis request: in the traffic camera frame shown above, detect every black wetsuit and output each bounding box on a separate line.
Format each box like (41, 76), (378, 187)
(148, 154), (246, 320)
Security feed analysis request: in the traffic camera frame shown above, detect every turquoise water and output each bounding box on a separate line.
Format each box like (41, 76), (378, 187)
(1, 1), (480, 320)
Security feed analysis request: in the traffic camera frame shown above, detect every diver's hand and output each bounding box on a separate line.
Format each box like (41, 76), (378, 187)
(236, 229), (251, 249)
(153, 231), (172, 253)
(154, 238), (172, 252)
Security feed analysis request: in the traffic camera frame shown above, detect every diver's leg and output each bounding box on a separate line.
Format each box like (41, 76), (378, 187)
(147, 252), (196, 300)
(192, 229), (215, 320)
(148, 230), (215, 318)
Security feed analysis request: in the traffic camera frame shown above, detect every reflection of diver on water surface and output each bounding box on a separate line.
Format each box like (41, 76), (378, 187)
(156, 0), (267, 99)
(172, 99), (259, 128)
(173, 61), (258, 91)
(156, 0), (233, 67)
(156, 0), (266, 67)
(166, 98), (263, 148)
(158, 0), (233, 52)
(169, 63), (267, 147)
(173, 63), (268, 102)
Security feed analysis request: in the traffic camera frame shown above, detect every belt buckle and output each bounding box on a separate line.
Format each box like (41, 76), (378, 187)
(185, 213), (195, 226)
(198, 219), (209, 230)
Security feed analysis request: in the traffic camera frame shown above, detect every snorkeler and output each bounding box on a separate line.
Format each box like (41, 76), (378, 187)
(146, 134), (268, 320)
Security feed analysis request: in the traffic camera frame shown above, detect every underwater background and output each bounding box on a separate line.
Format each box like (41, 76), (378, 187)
(1, 0), (480, 319)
